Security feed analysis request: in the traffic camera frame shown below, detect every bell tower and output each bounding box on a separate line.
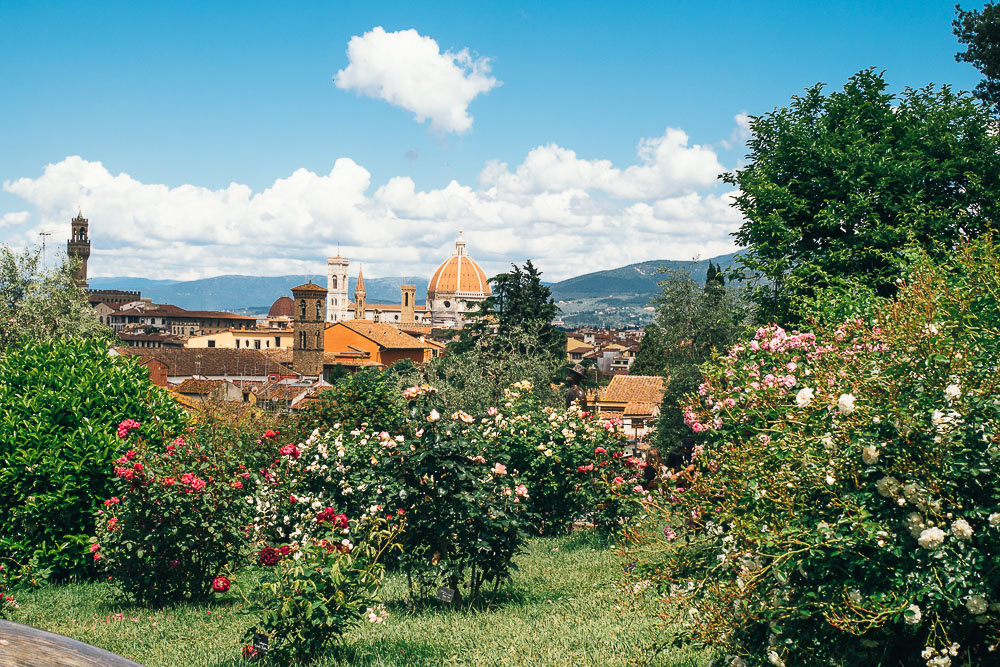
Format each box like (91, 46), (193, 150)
(353, 267), (367, 320)
(291, 281), (328, 377)
(327, 255), (350, 322)
(67, 210), (91, 287)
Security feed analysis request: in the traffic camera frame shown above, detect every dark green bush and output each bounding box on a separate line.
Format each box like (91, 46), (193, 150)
(0, 338), (186, 578)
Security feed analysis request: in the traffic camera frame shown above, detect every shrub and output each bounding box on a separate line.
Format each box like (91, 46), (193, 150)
(93, 425), (257, 603)
(294, 368), (407, 437)
(480, 381), (640, 532)
(244, 514), (400, 663)
(624, 239), (1000, 666)
(0, 338), (186, 578)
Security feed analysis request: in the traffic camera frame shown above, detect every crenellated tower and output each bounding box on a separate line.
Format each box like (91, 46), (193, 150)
(67, 210), (91, 287)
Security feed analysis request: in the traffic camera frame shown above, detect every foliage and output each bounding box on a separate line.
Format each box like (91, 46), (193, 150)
(244, 515), (400, 663)
(723, 68), (1000, 325)
(954, 1), (1000, 112)
(455, 260), (564, 362)
(648, 266), (748, 460)
(630, 324), (667, 377)
(295, 368), (407, 438)
(479, 382), (641, 532)
(0, 338), (186, 579)
(398, 325), (564, 414)
(0, 246), (113, 348)
(93, 425), (257, 604)
(625, 237), (1000, 666)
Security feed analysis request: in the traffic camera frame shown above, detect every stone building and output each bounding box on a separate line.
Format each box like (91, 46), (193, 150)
(66, 211), (91, 287)
(291, 281), (327, 376)
(327, 255), (350, 322)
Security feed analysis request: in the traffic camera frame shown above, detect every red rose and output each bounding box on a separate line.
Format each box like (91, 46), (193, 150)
(133, 462), (143, 473)
(278, 545), (291, 555)
(163, 477), (175, 485)
(258, 546), (280, 566)
(211, 576), (230, 593)
(289, 495), (297, 504)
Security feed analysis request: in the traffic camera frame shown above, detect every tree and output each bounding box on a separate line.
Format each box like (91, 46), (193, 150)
(647, 266), (749, 461)
(1, 246), (112, 348)
(629, 324), (666, 377)
(454, 260), (564, 362)
(954, 2), (1000, 112)
(723, 68), (1000, 325)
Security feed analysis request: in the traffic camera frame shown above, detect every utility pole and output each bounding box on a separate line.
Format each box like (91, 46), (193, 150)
(38, 231), (53, 269)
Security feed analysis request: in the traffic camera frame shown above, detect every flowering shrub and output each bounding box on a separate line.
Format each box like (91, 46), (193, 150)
(480, 381), (639, 531)
(244, 514), (400, 663)
(93, 427), (256, 603)
(624, 240), (1000, 666)
(0, 338), (187, 578)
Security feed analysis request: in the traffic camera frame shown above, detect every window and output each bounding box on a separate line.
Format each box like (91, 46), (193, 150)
(315, 300), (322, 320)
(254, 339), (261, 349)
(299, 332), (306, 348)
(404, 293), (409, 306)
(300, 300), (306, 319)
(207, 340), (216, 348)
(443, 301), (451, 308)
(274, 336), (280, 347)
(332, 276), (338, 289)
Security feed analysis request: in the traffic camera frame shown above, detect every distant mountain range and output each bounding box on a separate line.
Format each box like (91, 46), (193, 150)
(88, 251), (742, 324)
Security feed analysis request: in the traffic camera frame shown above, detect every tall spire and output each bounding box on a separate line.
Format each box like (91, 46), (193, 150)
(356, 266), (366, 294)
(353, 266), (366, 320)
(455, 229), (466, 256)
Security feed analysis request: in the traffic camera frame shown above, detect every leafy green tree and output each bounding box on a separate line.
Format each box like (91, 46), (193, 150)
(954, 1), (1000, 111)
(0, 338), (187, 579)
(630, 324), (666, 377)
(723, 68), (1000, 325)
(454, 260), (564, 362)
(296, 368), (407, 436)
(1, 246), (112, 348)
(648, 266), (749, 460)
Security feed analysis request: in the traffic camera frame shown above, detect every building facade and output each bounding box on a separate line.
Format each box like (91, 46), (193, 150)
(326, 255), (350, 322)
(291, 281), (327, 376)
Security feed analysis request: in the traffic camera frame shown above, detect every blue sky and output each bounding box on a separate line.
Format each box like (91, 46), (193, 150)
(0, 1), (986, 281)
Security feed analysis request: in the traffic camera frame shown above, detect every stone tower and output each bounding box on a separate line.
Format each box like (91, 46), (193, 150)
(67, 210), (91, 287)
(353, 267), (366, 320)
(326, 255), (350, 322)
(400, 284), (416, 325)
(291, 282), (327, 377)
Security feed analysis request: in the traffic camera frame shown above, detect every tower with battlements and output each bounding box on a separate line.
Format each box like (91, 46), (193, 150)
(67, 211), (91, 287)
(291, 281), (327, 376)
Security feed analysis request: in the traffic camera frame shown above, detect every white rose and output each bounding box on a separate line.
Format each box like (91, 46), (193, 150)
(918, 527), (946, 549)
(837, 393), (856, 415)
(848, 589), (862, 605)
(875, 476), (899, 498)
(967, 595), (988, 615)
(795, 387), (815, 408)
(904, 603), (922, 625)
(989, 513), (1000, 527)
(427, 409), (441, 422)
(862, 445), (880, 465)
(767, 650), (785, 667)
(944, 384), (961, 401)
(951, 518), (973, 540)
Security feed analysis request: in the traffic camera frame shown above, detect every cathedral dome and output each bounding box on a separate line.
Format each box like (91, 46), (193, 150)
(268, 296), (294, 317)
(426, 233), (491, 303)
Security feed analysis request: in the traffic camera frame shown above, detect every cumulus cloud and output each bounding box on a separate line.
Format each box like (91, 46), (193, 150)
(0, 211), (30, 228)
(2, 131), (743, 282)
(334, 27), (500, 134)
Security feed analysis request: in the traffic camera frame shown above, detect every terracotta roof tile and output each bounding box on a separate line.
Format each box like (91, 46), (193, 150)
(336, 321), (432, 350)
(599, 375), (665, 404)
(114, 347), (294, 377)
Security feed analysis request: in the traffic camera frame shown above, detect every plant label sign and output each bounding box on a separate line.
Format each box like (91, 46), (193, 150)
(252, 633), (269, 655)
(436, 587), (456, 603)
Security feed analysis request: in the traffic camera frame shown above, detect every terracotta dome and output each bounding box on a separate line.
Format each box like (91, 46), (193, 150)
(426, 233), (491, 301)
(268, 296), (294, 317)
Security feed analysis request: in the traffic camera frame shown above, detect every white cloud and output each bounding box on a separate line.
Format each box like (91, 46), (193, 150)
(2, 130), (743, 282)
(0, 211), (30, 228)
(334, 27), (500, 134)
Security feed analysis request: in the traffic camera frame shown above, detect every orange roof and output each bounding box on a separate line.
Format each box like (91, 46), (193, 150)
(335, 321), (432, 350)
(427, 235), (491, 299)
(291, 282), (327, 293)
(624, 401), (659, 417)
(599, 375), (665, 405)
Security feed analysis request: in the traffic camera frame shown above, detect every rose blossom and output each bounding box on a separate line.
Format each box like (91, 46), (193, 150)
(967, 595), (988, 615)
(795, 387), (815, 408)
(918, 527), (946, 549)
(951, 518), (973, 540)
(427, 409), (441, 422)
(904, 603), (922, 625)
(861, 445), (879, 465)
(837, 393), (856, 415)
(491, 463), (507, 476)
(211, 576), (230, 593)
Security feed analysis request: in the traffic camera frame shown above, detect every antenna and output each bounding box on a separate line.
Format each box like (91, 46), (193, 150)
(38, 232), (53, 269)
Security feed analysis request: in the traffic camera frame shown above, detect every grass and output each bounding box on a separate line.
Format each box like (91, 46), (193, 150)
(7, 532), (711, 666)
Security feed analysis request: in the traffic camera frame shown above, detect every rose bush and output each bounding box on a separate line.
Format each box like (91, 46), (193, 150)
(624, 239), (1000, 666)
(244, 513), (400, 663)
(93, 424), (258, 603)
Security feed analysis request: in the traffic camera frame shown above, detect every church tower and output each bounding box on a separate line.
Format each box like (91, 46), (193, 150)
(326, 255), (349, 322)
(353, 267), (366, 320)
(67, 210), (91, 287)
(291, 281), (327, 377)
(400, 284), (416, 325)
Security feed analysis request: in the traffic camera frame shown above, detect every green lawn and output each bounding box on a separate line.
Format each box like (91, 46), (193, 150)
(6, 532), (711, 666)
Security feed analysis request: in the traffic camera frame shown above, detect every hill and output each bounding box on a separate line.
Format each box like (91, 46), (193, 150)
(88, 275), (428, 315)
